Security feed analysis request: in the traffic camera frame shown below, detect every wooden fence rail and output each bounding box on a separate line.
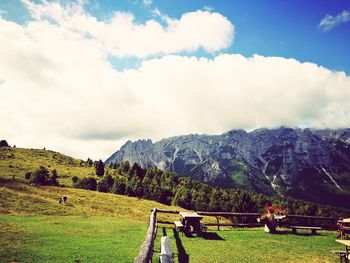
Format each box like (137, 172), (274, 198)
(286, 215), (337, 221)
(134, 208), (158, 263)
(197, 211), (261, 217)
(155, 209), (337, 221)
(152, 209), (180, 214)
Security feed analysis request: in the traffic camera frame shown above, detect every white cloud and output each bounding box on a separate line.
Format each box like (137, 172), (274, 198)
(319, 10), (350, 31)
(151, 7), (162, 18)
(21, 0), (234, 57)
(0, 1), (350, 160)
(143, 0), (153, 5)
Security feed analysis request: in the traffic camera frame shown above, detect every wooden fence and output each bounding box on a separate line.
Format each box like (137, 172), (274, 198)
(155, 209), (338, 229)
(134, 208), (158, 263)
(135, 208), (339, 262)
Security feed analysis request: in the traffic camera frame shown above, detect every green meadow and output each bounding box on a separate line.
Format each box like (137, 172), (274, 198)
(0, 179), (345, 263)
(0, 179), (182, 262)
(0, 147), (345, 262)
(0, 215), (146, 263)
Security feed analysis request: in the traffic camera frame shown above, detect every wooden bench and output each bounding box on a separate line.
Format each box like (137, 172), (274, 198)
(290, 226), (322, 235)
(174, 221), (184, 232)
(330, 250), (348, 263)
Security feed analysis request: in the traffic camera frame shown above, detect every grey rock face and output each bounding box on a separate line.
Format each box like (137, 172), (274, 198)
(106, 128), (350, 204)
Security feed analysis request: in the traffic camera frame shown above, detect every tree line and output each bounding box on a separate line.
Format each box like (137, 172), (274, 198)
(72, 160), (349, 218)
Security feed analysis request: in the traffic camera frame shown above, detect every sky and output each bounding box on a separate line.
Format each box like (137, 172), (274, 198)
(0, 0), (350, 160)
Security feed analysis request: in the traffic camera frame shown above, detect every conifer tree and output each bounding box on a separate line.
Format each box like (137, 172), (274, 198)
(95, 159), (105, 177)
(49, 169), (59, 186)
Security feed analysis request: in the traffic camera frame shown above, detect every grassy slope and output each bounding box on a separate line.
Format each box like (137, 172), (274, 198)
(0, 179), (185, 262)
(0, 147), (101, 186)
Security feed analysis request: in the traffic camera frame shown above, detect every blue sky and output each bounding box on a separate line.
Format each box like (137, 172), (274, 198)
(0, 0), (350, 159)
(1, 0), (350, 72)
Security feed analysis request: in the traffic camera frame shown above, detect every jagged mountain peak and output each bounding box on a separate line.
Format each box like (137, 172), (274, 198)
(106, 127), (350, 208)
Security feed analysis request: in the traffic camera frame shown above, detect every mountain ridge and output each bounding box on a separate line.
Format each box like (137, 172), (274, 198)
(106, 127), (350, 208)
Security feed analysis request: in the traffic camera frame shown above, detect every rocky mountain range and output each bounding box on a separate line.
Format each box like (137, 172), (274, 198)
(106, 128), (350, 208)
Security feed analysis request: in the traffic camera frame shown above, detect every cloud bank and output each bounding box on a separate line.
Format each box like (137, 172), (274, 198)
(0, 1), (350, 160)
(319, 10), (350, 31)
(21, 0), (234, 57)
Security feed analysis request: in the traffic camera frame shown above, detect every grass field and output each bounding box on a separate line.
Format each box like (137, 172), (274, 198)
(0, 179), (184, 262)
(0, 215), (146, 263)
(154, 226), (344, 263)
(0, 146), (346, 262)
(0, 180), (345, 263)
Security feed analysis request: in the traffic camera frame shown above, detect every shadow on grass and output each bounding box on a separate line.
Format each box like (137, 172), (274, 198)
(200, 232), (225, 240)
(173, 228), (189, 263)
(290, 232), (326, 237)
(274, 229), (327, 237)
(274, 230), (291, 235)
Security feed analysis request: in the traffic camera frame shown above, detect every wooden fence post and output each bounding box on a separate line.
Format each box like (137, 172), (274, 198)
(134, 208), (158, 263)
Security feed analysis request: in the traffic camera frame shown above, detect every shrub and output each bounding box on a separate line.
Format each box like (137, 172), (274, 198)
(97, 180), (109, 193)
(111, 177), (127, 195)
(30, 166), (50, 186)
(75, 177), (97, 191)
(97, 173), (114, 193)
(25, 171), (32, 180)
(49, 169), (59, 186)
(0, 140), (9, 148)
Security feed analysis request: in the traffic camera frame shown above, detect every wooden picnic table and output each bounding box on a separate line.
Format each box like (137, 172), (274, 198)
(179, 212), (204, 234)
(333, 240), (350, 262)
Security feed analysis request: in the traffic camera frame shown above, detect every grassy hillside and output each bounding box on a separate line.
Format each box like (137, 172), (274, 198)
(0, 147), (108, 186)
(0, 179), (185, 262)
(0, 145), (186, 262)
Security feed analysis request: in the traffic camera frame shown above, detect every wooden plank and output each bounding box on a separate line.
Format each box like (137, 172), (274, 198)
(287, 215), (337, 221)
(174, 221), (183, 228)
(157, 220), (173, 225)
(205, 223), (264, 227)
(134, 208), (158, 263)
(336, 239), (350, 246)
(159, 236), (173, 263)
(154, 209), (180, 214)
(179, 212), (202, 218)
(331, 250), (347, 254)
(162, 221), (271, 228)
(290, 226), (322, 230)
(196, 211), (260, 217)
(290, 226), (322, 235)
